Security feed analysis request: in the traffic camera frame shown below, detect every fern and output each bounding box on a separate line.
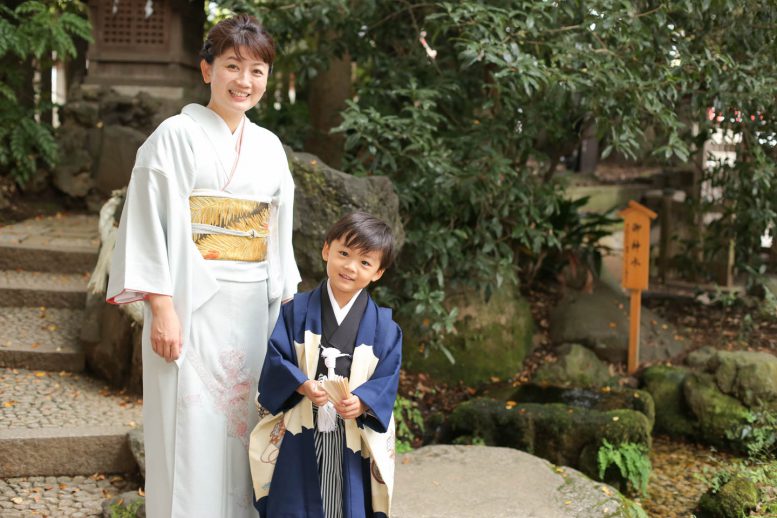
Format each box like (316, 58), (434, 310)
(597, 439), (652, 498)
(0, 1), (91, 185)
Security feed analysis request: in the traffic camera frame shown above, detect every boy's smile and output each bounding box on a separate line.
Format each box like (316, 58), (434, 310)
(322, 237), (384, 308)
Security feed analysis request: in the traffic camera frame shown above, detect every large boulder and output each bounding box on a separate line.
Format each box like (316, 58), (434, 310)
(549, 283), (685, 363)
(93, 125), (148, 193)
(393, 445), (633, 518)
(641, 365), (697, 438)
(54, 87), (184, 201)
(128, 426), (145, 479)
(533, 343), (613, 388)
(710, 350), (777, 409)
(402, 283), (534, 386)
(684, 372), (752, 453)
(444, 397), (651, 489)
(288, 149), (404, 284)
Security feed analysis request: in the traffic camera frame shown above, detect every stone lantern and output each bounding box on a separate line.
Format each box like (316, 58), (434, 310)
(84, 0), (205, 99)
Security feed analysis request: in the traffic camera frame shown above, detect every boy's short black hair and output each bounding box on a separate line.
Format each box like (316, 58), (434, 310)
(324, 211), (396, 270)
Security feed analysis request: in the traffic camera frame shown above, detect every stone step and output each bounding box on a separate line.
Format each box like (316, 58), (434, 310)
(0, 214), (99, 274)
(0, 307), (85, 372)
(0, 270), (89, 309)
(0, 473), (140, 517)
(0, 368), (142, 477)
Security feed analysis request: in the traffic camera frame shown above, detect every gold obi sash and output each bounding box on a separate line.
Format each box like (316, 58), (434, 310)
(190, 191), (272, 262)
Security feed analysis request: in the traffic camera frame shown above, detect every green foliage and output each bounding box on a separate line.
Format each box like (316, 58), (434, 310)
(741, 410), (777, 460)
(616, 495), (649, 518)
(597, 439), (651, 497)
(393, 394), (424, 453)
(109, 497), (144, 518)
(0, 1), (91, 184)
(697, 460), (775, 517)
(216, 0), (777, 354)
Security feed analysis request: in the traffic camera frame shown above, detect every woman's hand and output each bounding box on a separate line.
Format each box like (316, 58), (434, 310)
(147, 294), (182, 362)
(335, 395), (366, 420)
(297, 380), (328, 407)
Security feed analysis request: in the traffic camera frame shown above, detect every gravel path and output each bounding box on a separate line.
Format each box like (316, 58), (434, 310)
(0, 367), (141, 429)
(0, 473), (140, 517)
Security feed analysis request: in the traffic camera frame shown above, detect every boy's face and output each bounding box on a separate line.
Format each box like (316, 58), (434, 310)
(322, 237), (385, 303)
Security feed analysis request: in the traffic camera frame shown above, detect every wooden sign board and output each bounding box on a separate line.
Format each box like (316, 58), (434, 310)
(619, 201), (657, 291)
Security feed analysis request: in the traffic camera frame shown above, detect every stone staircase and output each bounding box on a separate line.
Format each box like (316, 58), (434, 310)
(0, 214), (141, 516)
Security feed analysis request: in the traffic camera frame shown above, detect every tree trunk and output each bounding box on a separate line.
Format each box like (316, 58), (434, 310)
(304, 52), (352, 170)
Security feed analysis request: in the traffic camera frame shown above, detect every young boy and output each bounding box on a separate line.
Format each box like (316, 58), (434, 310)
(249, 211), (402, 518)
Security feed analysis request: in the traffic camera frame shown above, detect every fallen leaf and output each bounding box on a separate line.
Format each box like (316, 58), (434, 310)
(612, 416), (620, 422)
(3, 401), (15, 407)
(34, 371), (47, 377)
(489, 376), (501, 383)
(608, 322), (616, 329)
(138, 487), (145, 496)
(11, 497), (23, 504)
(505, 400), (517, 410)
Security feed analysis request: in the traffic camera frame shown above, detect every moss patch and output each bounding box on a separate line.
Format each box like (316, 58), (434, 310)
(445, 397), (651, 486)
(403, 285), (534, 386)
(684, 373), (751, 453)
(641, 365), (697, 438)
(697, 476), (759, 518)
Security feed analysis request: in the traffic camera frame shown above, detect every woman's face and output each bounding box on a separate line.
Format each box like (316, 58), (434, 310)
(200, 45), (269, 124)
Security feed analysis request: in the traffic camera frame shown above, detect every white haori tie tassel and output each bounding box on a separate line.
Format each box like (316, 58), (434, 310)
(317, 347), (352, 433)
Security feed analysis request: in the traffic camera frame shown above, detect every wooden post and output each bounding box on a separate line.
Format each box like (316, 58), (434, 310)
(619, 201), (657, 375)
(628, 289), (641, 374)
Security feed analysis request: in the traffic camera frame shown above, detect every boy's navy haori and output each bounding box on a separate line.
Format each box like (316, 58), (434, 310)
(249, 283), (402, 517)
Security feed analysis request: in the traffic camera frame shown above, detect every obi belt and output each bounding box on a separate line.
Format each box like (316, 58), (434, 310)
(190, 189), (278, 263)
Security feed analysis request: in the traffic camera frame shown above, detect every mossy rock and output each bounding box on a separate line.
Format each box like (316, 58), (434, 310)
(711, 350), (777, 409)
(286, 148), (405, 284)
(697, 476), (759, 518)
(532, 343), (614, 388)
(445, 397), (651, 485)
(509, 384), (655, 433)
(402, 284), (534, 386)
(641, 365), (698, 438)
(684, 373), (751, 453)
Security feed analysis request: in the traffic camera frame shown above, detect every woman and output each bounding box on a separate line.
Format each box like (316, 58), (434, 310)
(107, 15), (300, 517)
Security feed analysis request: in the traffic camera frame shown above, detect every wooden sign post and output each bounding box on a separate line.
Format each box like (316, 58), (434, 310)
(618, 201), (657, 374)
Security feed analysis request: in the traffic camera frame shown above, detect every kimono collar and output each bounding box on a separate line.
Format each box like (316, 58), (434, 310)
(326, 279), (363, 325)
(181, 103), (246, 187)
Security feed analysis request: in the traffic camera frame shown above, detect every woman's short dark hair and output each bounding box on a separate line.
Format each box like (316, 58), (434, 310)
(200, 14), (275, 67)
(324, 211), (396, 270)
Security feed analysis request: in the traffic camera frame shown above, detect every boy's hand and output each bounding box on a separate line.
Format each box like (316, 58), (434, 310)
(335, 395), (366, 420)
(297, 380), (328, 407)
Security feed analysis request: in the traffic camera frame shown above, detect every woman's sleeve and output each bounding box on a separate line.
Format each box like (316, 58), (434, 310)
(278, 152), (301, 300)
(106, 166), (174, 304)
